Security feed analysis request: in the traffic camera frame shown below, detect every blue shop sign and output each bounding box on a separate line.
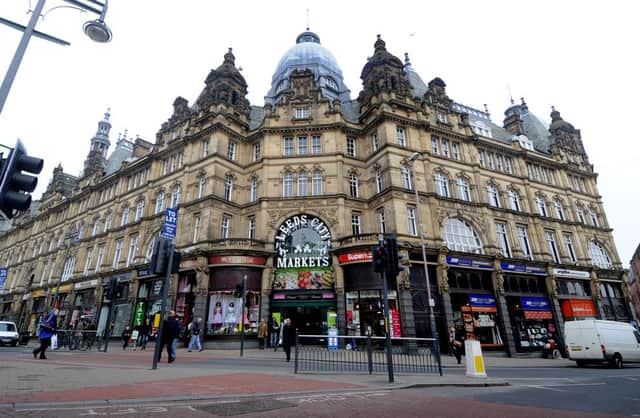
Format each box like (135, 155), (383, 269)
(469, 294), (497, 309)
(446, 256), (493, 269)
(501, 262), (546, 276)
(520, 297), (551, 311)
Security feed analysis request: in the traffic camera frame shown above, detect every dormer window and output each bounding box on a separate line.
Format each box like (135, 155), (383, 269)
(325, 77), (338, 90)
(276, 80), (287, 93)
(295, 107), (309, 119)
(437, 111), (448, 124)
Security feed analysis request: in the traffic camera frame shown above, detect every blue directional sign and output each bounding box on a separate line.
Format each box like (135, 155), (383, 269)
(0, 268), (7, 292)
(161, 208), (178, 240)
(327, 328), (338, 351)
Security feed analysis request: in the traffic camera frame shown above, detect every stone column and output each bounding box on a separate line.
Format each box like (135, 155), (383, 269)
(260, 267), (272, 322)
(334, 263), (346, 336)
(437, 253), (454, 334)
(493, 267), (515, 357)
(398, 268), (416, 338)
(546, 271), (566, 353)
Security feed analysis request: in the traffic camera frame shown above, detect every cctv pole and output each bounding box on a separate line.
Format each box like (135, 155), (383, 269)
(152, 242), (174, 370)
(240, 273), (247, 357)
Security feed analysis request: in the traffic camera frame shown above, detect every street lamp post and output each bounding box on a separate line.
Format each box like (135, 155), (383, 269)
(408, 152), (442, 375)
(0, 0), (112, 115)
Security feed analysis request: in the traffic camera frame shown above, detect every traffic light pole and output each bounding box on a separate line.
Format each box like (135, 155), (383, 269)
(240, 273), (247, 357)
(379, 238), (394, 383)
(152, 242), (175, 370)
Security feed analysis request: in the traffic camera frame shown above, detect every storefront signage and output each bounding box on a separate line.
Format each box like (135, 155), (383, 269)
(521, 297), (551, 311)
(562, 299), (596, 318)
(209, 255), (266, 266)
(469, 294), (497, 311)
(152, 280), (163, 296)
(273, 214), (333, 290)
(0, 268), (7, 292)
(338, 251), (372, 264)
(447, 256), (493, 270)
(74, 279), (98, 290)
(137, 267), (152, 277)
(133, 301), (147, 327)
(31, 289), (46, 298)
(524, 310), (553, 320)
(272, 292), (336, 301)
(58, 283), (73, 294)
(501, 262), (546, 276)
(553, 268), (590, 279)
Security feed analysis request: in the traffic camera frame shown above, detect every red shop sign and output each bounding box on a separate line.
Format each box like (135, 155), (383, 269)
(524, 310), (553, 320)
(338, 251), (372, 264)
(209, 255), (266, 265)
(562, 299), (596, 318)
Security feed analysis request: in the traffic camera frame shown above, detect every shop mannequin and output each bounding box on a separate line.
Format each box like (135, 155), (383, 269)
(212, 301), (223, 327)
(225, 302), (236, 333)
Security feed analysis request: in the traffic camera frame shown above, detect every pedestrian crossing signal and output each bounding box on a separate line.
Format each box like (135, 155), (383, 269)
(372, 245), (386, 273)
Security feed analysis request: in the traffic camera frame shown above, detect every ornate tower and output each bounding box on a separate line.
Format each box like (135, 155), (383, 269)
(83, 109), (112, 178)
(548, 107), (592, 171)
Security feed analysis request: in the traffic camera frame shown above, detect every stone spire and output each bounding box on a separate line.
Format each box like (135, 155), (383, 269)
(83, 109), (112, 178)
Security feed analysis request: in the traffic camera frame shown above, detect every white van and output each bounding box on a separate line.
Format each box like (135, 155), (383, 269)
(565, 319), (640, 368)
(0, 321), (19, 346)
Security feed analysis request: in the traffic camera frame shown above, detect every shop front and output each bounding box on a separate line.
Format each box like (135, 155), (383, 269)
(56, 283), (73, 328)
(28, 290), (46, 334)
(271, 214), (335, 337)
(71, 280), (98, 327)
(446, 256), (503, 349)
(501, 262), (559, 354)
(1, 295), (14, 321)
(175, 272), (197, 330)
(97, 274), (131, 337)
(341, 259), (399, 338)
(598, 281), (631, 321)
(207, 263), (262, 337)
(554, 268), (596, 323)
(134, 268), (165, 334)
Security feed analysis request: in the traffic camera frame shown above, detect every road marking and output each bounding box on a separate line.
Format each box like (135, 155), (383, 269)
(526, 382), (607, 392)
(526, 385), (566, 392)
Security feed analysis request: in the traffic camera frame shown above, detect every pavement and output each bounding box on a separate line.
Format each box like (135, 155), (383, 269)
(0, 343), (570, 409)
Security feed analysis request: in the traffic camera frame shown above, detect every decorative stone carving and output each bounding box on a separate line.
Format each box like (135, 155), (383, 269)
(493, 270), (505, 296)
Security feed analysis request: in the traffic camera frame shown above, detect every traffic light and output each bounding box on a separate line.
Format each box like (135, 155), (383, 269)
(171, 251), (181, 274)
(372, 245), (387, 273)
(150, 236), (170, 275)
(385, 235), (405, 279)
(0, 140), (43, 219)
(234, 284), (244, 298)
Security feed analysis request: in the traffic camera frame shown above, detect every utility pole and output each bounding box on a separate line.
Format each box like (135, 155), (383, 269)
(151, 241), (174, 370)
(379, 235), (394, 383)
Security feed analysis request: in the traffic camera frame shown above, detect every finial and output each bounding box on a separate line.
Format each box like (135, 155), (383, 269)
(117, 132), (122, 140)
(521, 97), (526, 106)
(123, 129), (128, 139)
(306, 8), (310, 31)
(404, 52), (412, 69)
(484, 104), (489, 113)
(224, 47), (235, 64)
(103, 107), (111, 121)
(551, 105), (555, 112)
(508, 85), (514, 105)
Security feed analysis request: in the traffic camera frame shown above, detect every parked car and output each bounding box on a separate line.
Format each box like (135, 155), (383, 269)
(0, 321), (20, 346)
(565, 319), (640, 368)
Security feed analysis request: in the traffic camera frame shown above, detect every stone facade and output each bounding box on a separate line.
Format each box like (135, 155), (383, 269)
(0, 31), (632, 356)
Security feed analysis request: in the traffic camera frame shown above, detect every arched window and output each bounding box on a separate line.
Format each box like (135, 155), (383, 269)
(312, 170), (323, 196)
(589, 240), (612, 268)
(283, 172), (294, 197)
(155, 192), (165, 214)
(443, 218), (483, 254)
(487, 184), (500, 207)
(298, 170), (308, 197)
(456, 177), (471, 201)
(554, 199), (565, 220)
(434, 172), (450, 197)
(536, 196), (548, 217)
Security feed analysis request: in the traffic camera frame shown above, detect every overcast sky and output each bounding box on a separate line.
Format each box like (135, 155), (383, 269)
(1, 1), (638, 266)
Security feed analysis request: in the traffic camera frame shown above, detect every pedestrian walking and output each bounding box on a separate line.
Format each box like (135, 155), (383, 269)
(138, 318), (151, 351)
(452, 327), (465, 365)
(33, 308), (58, 360)
(271, 318), (280, 350)
(258, 319), (268, 349)
(122, 325), (132, 350)
(187, 317), (203, 352)
(157, 310), (180, 363)
(281, 318), (296, 362)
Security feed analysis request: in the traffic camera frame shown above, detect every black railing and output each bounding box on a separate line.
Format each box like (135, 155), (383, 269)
(295, 334), (441, 375)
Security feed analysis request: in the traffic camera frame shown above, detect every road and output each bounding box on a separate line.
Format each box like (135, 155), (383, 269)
(1, 345), (639, 417)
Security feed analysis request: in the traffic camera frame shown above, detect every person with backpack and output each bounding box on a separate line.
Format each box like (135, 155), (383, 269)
(187, 317), (203, 352)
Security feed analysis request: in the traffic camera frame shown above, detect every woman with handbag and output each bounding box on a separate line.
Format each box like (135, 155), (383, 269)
(33, 308), (58, 360)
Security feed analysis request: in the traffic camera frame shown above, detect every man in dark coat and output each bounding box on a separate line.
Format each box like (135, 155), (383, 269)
(33, 308), (58, 360)
(281, 318), (296, 362)
(157, 310), (181, 363)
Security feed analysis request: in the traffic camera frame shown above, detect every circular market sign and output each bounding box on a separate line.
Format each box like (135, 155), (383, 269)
(273, 214), (333, 290)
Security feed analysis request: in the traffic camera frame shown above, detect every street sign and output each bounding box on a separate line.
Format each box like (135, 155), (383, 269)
(327, 328), (338, 350)
(161, 208), (178, 240)
(0, 268), (7, 291)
